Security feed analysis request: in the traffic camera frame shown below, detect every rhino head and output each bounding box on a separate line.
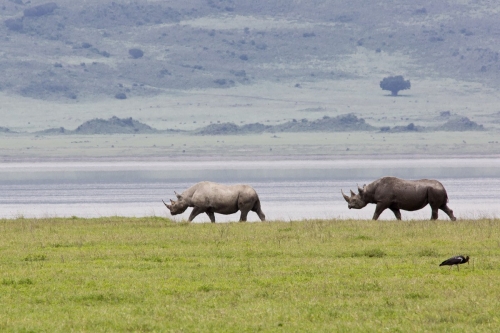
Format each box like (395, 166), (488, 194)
(162, 191), (189, 215)
(341, 185), (368, 209)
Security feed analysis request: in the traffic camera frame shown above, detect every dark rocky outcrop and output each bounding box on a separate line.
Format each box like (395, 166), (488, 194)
(436, 117), (484, 131)
(36, 127), (67, 134)
(73, 116), (157, 134)
(195, 122), (240, 135)
(380, 115), (485, 133)
(380, 123), (425, 133)
(36, 116), (157, 135)
(274, 114), (375, 132)
(195, 122), (273, 135)
(194, 114), (374, 135)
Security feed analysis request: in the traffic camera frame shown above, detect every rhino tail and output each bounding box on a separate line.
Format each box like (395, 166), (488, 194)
(252, 199), (266, 221)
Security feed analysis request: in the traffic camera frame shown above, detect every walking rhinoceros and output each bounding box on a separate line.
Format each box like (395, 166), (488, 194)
(341, 176), (456, 220)
(163, 181), (266, 222)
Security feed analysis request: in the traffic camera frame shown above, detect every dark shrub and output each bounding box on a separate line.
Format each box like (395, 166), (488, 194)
(129, 48), (144, 59)
(231, 70), (246, 77)
(115, 93), (127, 100)
(380, 75), (411, 96)
(239, 54), (248, 61)
(414, 8), (427, 15)
(158, 69), (171, 78)
(24, 3), (58, 17)
(5, 18), (23, 31)
(255, 43), (267, 50)
(214, 79), (226, 85)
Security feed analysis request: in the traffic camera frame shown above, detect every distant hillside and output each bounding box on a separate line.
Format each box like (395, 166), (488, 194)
(1, 0), (499, 101)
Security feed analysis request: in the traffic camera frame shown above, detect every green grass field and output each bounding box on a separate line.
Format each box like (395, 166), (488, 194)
(0, 217), (499, 332)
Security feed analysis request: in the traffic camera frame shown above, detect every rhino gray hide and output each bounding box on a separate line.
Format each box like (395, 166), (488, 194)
(163, 181), (266, 222)
(342, 177), (456, 221)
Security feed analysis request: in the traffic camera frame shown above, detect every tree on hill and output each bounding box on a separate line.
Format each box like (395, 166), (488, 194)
(380, 75), (411, 96)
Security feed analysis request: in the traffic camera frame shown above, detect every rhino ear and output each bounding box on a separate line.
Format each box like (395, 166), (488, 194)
(174, 191), (182, 200)
(357, 185), (364, 195)
(341, 190), (350, 202)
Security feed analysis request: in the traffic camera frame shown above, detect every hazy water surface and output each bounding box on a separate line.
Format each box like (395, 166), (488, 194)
(1, 159), (499, 221)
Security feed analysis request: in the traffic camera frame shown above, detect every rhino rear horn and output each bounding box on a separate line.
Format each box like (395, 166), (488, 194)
(350, 189), (356, 197)
(341, 190), (351, 202)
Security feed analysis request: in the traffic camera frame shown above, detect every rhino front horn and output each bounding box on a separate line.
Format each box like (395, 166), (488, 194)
(341, 190), (350, 202)
(162, 199), (172, 209)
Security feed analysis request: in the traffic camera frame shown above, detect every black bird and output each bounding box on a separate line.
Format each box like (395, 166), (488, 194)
(439, 255), (470, 271)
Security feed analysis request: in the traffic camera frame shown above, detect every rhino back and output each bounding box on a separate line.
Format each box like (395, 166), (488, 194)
(372, 177), (448, 210)
(189, 182), (258, 209)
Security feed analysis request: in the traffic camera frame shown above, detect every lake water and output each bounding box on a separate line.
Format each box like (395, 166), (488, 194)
(1, 158), (499, 221)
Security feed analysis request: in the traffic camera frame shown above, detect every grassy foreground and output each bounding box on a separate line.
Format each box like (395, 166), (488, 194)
(0, 217), (499, 332)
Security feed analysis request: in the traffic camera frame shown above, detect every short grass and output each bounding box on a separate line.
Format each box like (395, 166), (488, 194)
(1, 130), (499, 160)
(0, 217), (499, 332)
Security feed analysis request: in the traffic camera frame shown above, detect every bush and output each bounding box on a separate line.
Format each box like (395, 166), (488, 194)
(115, 93), (127, 100)
(4, 18), (23, 32)
(23, 2), (58, 17)
(128, 48), (144, 59)
(380, 75), (411, 96)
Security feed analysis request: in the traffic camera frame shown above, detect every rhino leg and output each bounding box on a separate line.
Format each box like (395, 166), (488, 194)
(188, 206), (206, 222)
(389, 205), (402, 220)
(239, 210), (249, 222)
(430, 207), (439, 220)
(372, 203), (388, 220)
(440, 204), (456, 221)
(206, 210), (216, 223)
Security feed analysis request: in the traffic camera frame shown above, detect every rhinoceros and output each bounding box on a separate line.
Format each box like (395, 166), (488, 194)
(341, 177), (456, 221)
(163, 181), (266, 222)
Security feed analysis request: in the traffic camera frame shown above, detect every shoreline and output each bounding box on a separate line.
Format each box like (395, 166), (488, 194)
(2, 153), (500, 164)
